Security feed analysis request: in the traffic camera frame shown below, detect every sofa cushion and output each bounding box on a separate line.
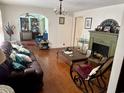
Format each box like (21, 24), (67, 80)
(0, 62), (11, 83)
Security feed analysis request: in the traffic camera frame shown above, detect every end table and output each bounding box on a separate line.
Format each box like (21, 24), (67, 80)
(39, 40), (49, 49)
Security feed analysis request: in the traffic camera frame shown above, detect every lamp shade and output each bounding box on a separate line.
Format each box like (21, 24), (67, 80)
(0, 85), (15, 93)
(0, 48), (6, 64)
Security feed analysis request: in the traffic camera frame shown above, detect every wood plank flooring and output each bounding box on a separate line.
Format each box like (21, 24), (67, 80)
(25, 45), (110, 93)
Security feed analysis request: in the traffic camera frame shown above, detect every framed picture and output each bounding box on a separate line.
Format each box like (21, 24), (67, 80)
(104, 26), (111, 32)
(59, 17), (65, 24)
(85, 17), (92, 29)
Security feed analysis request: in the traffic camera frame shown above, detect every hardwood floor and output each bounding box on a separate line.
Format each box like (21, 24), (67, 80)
(25, 45), (111, 93)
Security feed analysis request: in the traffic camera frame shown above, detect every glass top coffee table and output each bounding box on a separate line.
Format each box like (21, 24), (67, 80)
(57, 48), (88, 65)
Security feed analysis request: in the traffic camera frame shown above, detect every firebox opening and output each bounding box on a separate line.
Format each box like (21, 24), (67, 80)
(92, 42), (109, 57)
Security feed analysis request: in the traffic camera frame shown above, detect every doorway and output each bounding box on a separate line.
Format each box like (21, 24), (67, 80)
(19, 13), (48, 41)
(73, 17), (84, 48)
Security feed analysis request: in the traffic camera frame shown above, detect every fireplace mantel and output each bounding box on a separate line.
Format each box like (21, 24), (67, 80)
(89, 31), (118, 57)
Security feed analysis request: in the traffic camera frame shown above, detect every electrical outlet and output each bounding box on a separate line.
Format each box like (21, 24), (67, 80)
(63, 43), (65, 46)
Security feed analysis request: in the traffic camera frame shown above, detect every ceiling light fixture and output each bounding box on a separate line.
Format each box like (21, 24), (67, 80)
(54, 0), (67, 15)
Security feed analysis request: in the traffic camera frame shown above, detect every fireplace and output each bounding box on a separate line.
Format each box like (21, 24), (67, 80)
(89, 31), (118, 57)
(92, 43), (109, 57)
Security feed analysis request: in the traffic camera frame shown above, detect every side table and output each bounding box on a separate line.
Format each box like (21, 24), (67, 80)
(39, 40), (49, 49)
(0, 85), (15, 93)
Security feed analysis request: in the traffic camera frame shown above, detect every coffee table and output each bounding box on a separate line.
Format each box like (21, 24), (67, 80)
(57, 48), (88, 65)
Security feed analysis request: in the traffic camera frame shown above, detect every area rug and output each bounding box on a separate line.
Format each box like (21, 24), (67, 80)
(21, 40), (36, 46)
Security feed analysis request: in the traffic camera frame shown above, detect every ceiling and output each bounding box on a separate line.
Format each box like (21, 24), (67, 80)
(0, 0), (124, 12)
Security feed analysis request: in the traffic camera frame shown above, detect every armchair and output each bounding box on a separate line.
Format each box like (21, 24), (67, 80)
(35, 32), (48, 45)
(35, 32), (49, 49)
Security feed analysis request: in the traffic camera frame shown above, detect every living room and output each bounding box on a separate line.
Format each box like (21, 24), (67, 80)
(0, 0), (124, 93)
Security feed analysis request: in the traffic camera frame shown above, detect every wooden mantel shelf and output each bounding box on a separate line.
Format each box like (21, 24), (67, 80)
(89, 31), (118, 36)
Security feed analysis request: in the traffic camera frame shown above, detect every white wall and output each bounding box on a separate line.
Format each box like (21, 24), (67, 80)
(107, 10), (124, 93)
(0, 4), (73, 48)
(0, 9), (4, 42)
(73, 4), (124, 40)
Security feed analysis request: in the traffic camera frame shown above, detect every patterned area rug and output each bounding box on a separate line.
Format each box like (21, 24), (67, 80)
(21, 40), (36, 46)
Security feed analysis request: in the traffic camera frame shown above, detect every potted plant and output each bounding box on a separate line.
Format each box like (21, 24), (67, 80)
(4, 22), (15, 41)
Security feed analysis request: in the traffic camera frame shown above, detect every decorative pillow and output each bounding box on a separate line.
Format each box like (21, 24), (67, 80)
(10, 50), (17, 61)
(12, 62), (26, 71)
(11, 44), (31, 56)
(16, 54), (32, 62)
(15, 54), (32, 67)
(89, 66), (100, 76)
(24, 55), (32, 62)
(19, 47), (30, 53)
(11, 44), (22, 50)
(18, 47), (31, 56)
(85, 66), (100, 80)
